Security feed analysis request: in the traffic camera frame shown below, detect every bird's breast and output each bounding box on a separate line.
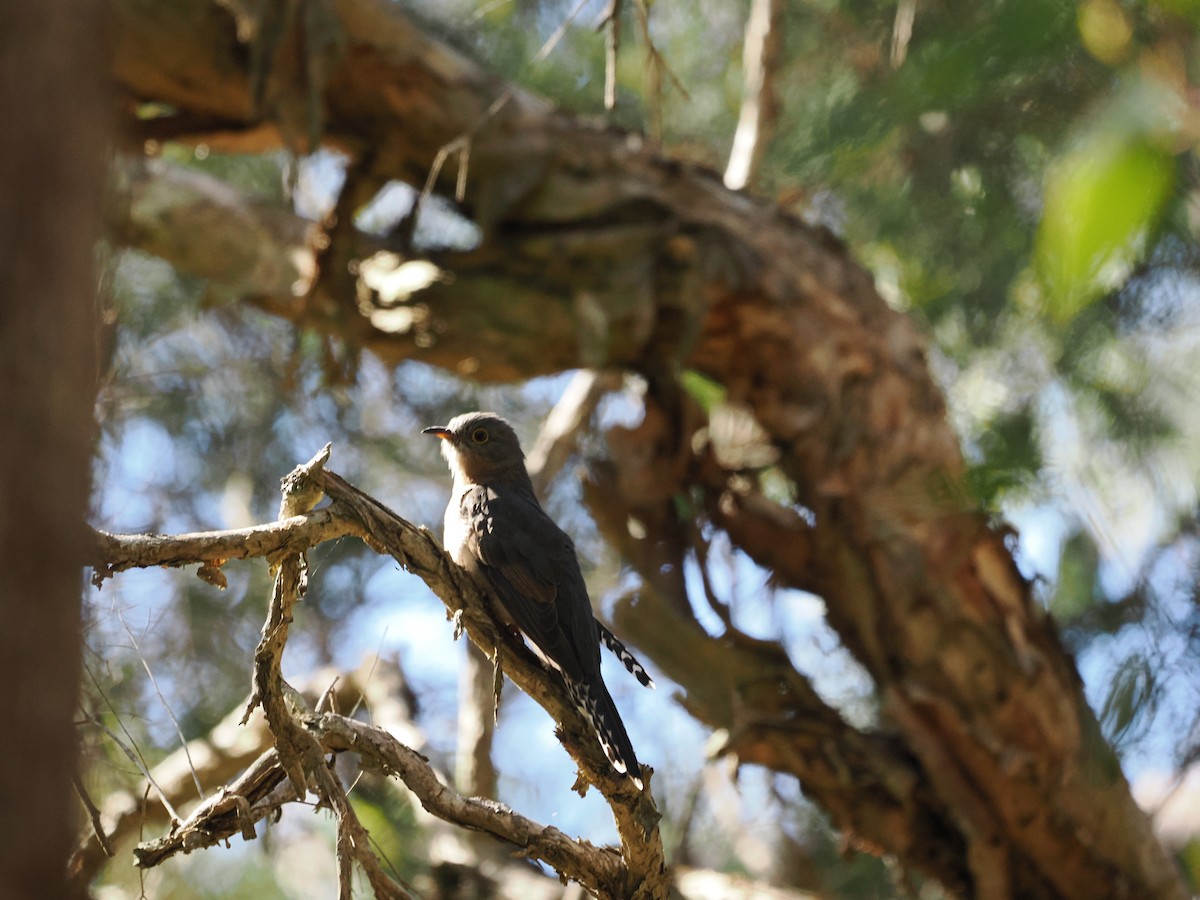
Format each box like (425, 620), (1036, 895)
(443, 485), (475, 568)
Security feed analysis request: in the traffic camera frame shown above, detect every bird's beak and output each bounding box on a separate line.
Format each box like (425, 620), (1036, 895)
(423, 426), (454, 441)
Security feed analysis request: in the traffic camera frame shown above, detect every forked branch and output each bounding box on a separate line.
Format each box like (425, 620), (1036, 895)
(91, 446), (666, 900)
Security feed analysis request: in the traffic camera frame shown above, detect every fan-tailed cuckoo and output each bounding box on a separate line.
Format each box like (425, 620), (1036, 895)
(425, 412), (649, 788)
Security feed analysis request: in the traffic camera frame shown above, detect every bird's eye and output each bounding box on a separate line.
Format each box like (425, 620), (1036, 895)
(471, 427), (489, 444)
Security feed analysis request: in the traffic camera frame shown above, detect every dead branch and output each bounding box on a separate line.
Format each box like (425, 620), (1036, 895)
(131, 746), (296, 869)
(314, 713), (625, 891)
(91, 448), (667, 899)
(71, 772), (114, 860)
(241, 445), (413, 899)
(527, 368), (622, 497)
(70, 660), (418, 890)
(309, 467), (669, 899)
(724, 0), (785, 191)
(91, 508), (361, 585)
(127, 707), (626, 893)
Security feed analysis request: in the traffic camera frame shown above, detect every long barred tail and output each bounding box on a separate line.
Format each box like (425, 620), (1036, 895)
(565, 676), (644, 790)
(596, 622), (655, 689)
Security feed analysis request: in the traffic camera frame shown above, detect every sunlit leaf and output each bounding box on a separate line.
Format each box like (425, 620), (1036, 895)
(1078, 0), (1133, 65)
(680, 369), (726, 413)
(1036, 134), (1175, 323)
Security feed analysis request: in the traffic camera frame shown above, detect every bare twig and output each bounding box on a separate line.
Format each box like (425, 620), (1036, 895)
(80, 662), (183, 824)
(417, 86), (512, 208)
(631, 0), (690, 141)
(535, 0), (591, 62)
(314, 759), (413, 900)
(335, 807), (354, 900)
(633, 1), (661, 140)
(724, 0), (784, 191)
(72, 771), (115, 859)
(527, 368), (622, 498)
(688, 527), (734, 631)
(117, 609), (205, 801)
(80, 710), (181, 825)
(891, 0), (916, 68)
(596, 0), (622, 110)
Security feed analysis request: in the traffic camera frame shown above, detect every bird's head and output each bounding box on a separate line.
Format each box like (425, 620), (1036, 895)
(423, 411), (528, 485)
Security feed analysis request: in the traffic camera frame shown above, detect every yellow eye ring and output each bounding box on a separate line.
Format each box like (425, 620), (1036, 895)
(471, 427), (489, 444)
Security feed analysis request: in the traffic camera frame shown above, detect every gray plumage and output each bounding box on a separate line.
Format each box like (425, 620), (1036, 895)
(424, 411), (644, 788)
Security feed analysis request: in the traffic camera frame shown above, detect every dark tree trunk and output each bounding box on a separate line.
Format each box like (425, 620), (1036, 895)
(0, 2), (109, 898)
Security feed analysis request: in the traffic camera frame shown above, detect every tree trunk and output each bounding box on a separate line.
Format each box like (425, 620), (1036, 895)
(0, 2), (109, 899)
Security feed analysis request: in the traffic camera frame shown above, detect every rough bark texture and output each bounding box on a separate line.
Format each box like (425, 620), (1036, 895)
(0, 2), (109, 899)
(106, 2), (1186, 897)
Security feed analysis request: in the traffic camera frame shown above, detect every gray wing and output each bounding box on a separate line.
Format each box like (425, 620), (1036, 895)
(459, 484), (600, 682)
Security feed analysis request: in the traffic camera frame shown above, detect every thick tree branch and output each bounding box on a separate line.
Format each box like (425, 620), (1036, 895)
(107, 154), (321, 304)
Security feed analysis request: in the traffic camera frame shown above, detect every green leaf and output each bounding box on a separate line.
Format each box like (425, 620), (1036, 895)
(1178, 837), (1200, 893)
(680, 369), (726, 413)
(1051, 530), (1101, 622)
(967, 408), (1042, 507)
(1035, 134), (1174, 323)
(1152, 0), (1200, 26)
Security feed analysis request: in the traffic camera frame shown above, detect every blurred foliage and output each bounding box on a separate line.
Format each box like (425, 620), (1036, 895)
(85, 0), (1200, 893)
(1180, 836), (1200, 892)
(1099, 652), (1159, 747)
(1036, 128), (1174, 321)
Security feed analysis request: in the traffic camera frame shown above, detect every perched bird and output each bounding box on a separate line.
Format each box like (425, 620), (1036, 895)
(424, 411), (645, 788)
